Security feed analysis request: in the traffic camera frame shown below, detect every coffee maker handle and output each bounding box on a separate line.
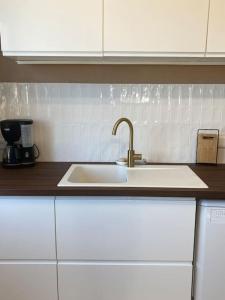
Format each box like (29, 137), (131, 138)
(34, 144), (40, 159)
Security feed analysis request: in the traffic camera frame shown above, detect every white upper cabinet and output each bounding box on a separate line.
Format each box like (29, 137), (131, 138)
(207, 0), (225, 56)
(1, 0), (217, 62)
(0, 0), (103, 57)
(104, 0), (209, 56)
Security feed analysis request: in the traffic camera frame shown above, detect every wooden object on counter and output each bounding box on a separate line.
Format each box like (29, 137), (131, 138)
(196, 130), (219, 164)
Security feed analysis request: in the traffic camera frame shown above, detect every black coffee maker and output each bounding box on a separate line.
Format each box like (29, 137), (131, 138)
(0, 119), (39, 167)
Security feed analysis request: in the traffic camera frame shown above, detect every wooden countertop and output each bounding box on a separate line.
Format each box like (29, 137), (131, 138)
(0, 162), (225, 199)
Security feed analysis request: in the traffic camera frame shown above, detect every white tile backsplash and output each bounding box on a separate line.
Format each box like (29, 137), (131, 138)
(0, 83), (225, 163)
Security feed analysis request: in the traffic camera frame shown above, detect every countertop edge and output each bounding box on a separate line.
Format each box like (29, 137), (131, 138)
(0, 162), (225, 199)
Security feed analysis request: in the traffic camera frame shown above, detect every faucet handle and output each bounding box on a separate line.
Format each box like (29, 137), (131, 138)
(133, 153), (142, 161)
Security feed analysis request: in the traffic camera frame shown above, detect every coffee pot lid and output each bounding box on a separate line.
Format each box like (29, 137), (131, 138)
(1, 119), (33, 125)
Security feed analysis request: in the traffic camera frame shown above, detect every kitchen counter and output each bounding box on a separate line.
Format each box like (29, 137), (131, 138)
(0, 162), (225, 199)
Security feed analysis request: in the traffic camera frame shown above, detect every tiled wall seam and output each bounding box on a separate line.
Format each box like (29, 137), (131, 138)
(0, 83), (225, 163)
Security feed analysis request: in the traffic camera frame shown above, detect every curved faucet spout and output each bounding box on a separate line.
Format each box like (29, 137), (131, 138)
(112, 117), (142, 167)
(112, 117), (134, 151)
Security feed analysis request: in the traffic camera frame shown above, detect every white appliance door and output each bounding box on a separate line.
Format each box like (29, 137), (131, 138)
(194, 200), (225, 300)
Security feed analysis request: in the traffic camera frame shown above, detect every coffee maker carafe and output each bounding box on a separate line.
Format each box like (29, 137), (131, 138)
(0, 119), (39, 167)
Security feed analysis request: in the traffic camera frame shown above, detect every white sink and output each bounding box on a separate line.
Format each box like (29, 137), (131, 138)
(64, 164), (127, 184)
(58, 164), (208, 189)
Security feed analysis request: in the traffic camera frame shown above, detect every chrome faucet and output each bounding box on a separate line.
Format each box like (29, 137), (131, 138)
(112, 118), (142, 167)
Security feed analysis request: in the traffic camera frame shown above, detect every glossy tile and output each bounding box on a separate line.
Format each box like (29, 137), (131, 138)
(0, 83), (225, 163)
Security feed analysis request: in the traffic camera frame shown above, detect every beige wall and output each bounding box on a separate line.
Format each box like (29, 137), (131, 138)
(1, 53), (225, 83)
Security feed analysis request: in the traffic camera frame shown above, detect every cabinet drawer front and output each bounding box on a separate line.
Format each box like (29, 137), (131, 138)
(58, 262), (192, 300)
(0, 262), (58, 300)
(0, 197), (56, 259)
(56, 197), (195, 261)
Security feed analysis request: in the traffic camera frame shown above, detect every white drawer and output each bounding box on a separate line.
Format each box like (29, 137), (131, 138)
(0, 197), (56, 259)
(0, 262), (58, 300)
(58, 262), (192, 300)
(56, 197), (196, 261)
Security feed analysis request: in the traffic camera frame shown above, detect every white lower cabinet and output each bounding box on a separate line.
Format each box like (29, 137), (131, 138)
(0, 196), (56, 259)
(0, 262), (58, 300)
(58, 262), (192, 300)
(56, 197), (196, 300)
(0, 196), (196, 300)
(56, 197), (196, 261)
(0, 196), (57, 300)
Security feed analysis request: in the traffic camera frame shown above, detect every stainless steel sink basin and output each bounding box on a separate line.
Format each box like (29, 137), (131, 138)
(58, 164), (208, 189)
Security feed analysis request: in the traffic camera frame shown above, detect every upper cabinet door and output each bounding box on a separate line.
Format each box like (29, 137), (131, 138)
(104, 0), (209, 56)
(0, 0), (102, 56)
(207, 0), (225, 55)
